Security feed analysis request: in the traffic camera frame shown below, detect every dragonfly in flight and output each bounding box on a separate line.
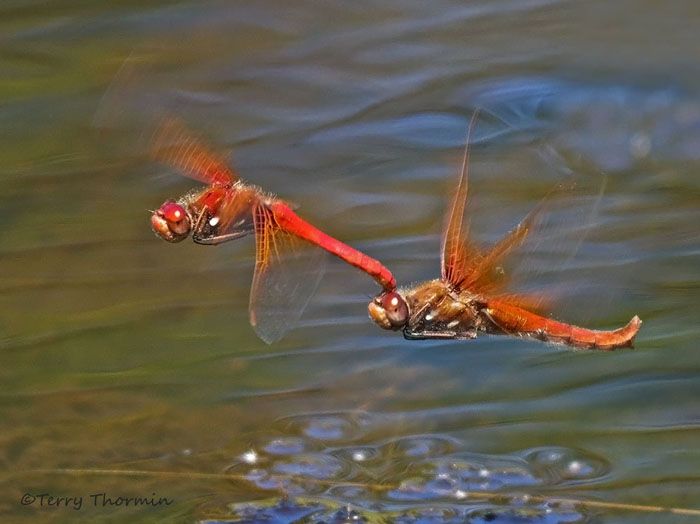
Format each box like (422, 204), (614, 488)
(149, 117), (395, 343)
(368, 113), (642, 350)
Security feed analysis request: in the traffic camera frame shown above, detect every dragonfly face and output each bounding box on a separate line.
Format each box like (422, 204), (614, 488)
(151, 200), (192, 243)
(368, 291), (409, 331)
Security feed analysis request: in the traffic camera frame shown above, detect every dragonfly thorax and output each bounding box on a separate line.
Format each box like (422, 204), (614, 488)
(401, 280), (487, 339)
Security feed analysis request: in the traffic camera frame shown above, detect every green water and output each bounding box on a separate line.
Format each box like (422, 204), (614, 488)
(1, 1), (699, 522)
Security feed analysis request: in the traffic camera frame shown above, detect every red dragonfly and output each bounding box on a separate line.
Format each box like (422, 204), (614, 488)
(368, 113), (642, 350)
(149, 118), (395, 343)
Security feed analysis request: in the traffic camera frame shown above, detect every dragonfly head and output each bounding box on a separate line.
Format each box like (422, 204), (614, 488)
(369, 291), (409, 331)
(151, 200), (191, 243)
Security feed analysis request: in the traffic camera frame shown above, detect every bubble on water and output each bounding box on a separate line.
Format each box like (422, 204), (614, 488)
(385, 435), (459, 458)
(264, 437), (307, 455)
(540, 450), (564, 463)
(273, 453), (348, 480)
(525, 446), (610, 484)
(307, 419), (348, 440)
(456, 463), (537, 489)
(399, 454), (541, 497)
(280, 414), (362, 442)
(332, 446), (380, 464)
(228, 498), (324, 523)
(454, 489), (468, 499)
(565, 459), (596, 479)
(241, 449), (258, 464)
(567, 460), (582, 474)
(352, 450), (367, 462)
(278, 412), (376, 443)
(426, 474), (457, 494)
(244, 468), (267, 482)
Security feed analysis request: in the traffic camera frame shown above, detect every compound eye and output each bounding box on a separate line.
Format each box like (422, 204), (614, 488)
(160, 201), (187, 224)
(380, 292), (408, 328)
(152, 200), (191, 242)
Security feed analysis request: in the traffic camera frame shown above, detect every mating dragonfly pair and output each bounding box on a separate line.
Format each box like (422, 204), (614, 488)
(150, 115), (641, 349)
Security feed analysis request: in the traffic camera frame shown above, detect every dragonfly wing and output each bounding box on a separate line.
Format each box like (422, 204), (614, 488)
(94, 53), (237, 187)
(440, 113), (581, 297)
(439, 111), (609, 317)
(441, 111), (481, 288)
(497, 174), (610, 305)
(460, 181), (567, 295)
(249, 205), (325, 344)
(468, 173), (609, 319)
(151, 116), (238, 186)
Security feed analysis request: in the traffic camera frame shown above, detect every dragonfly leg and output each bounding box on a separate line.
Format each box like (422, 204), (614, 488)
(409, 290), (443, 326)
(193, 230), (251, 245)
(403, 329), (477, 340)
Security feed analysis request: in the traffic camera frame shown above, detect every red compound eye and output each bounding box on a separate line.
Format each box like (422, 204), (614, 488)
(160, 201), (186, 223)
(152, 200), (190, 242)
(380, 291), (408, 328)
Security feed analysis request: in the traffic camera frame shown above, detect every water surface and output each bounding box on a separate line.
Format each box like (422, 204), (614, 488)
(1, 1), (699, 522)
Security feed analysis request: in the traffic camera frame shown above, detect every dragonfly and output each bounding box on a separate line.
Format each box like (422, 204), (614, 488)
(149, 117), (395, 343)
(368, 113), (642, 350)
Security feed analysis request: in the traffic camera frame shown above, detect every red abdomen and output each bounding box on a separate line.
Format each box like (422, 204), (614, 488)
(485, 301), (641, 350)
(270, 202), (396, 291)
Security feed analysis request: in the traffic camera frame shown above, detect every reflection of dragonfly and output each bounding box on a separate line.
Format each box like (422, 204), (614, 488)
(369, 113), (641, 350)
(149, 118), (395, 343)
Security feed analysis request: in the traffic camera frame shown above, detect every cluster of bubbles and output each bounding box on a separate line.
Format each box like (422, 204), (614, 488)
(201, 412), (609, 523)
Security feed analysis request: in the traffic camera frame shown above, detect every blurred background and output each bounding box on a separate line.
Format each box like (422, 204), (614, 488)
(1, 1), (699, 522)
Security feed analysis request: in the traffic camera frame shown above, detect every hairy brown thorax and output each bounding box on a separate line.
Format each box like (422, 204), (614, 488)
(401, 280), (498, 339)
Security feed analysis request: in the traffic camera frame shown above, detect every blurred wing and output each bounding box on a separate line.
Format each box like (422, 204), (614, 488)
(466, 174), (606, 310)
(441, 111), (480, 287)
(249, 204), (325, 344)
(151, 116), (237, 186)
(439, 115), (607, 314)
(458, 182), (564, 295)
(93, 51), (237, 186)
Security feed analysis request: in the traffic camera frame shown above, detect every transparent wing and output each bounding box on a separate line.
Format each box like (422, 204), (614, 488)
(441, 111), (480, 287)
(439, 112), (609, 314)
(463, 173), (609, 321)
(151, 116), (237, 186)
(249, 205), (325, 344)
(93, 50), (237, 186)
(492, 174), (610, 312)
(440, 110), (584, 301)
(458, 178), (576, 295)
